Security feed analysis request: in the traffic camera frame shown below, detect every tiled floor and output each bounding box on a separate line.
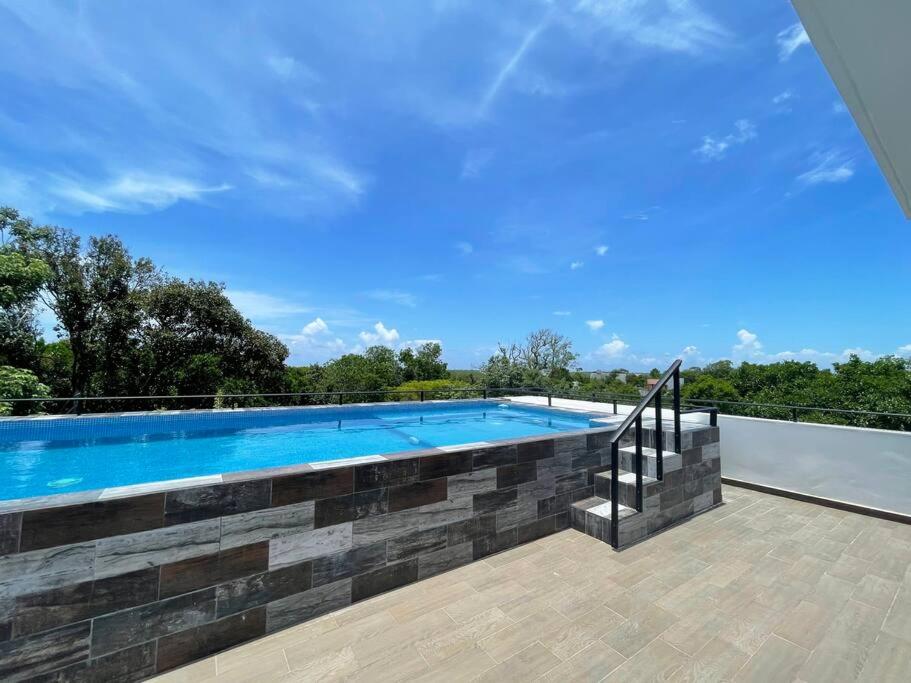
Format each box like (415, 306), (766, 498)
(154, 485), (911, 682)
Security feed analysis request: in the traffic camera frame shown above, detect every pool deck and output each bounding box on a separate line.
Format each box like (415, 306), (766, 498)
(153, 484), (911, 682)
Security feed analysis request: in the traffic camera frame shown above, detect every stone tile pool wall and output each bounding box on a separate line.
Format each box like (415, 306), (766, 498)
(0, 419), (720, 681)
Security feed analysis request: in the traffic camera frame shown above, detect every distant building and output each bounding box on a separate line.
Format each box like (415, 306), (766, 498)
(589, 371), (627, 383)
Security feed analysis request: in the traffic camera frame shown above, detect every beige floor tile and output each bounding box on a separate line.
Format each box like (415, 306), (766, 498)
(604, 637), (689, 682)
(772, 600), (833, 651)
(881, 584), (911, 642)
(476, 642), (561, 682)
(412, 646), (498, 682)
(852, 574), (900, 610)
(539, 605), (626, 661)
(857, 632), (911, 682)
(540, 641), (626, 681)
(734, 635), (808, 682)
(671, 637), (750, 683)
(285, 644), (358, 679)
(155, 659), (217, 682)
(601, 603), (678, 658)
(660, 608), (729, 656)
(478, 607), (569, 662)
(415, 607), (514, 664)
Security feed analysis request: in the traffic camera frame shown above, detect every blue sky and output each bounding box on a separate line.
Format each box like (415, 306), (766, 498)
(1, 0), (909, 370)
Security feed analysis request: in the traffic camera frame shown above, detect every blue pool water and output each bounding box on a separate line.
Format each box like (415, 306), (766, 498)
(0, 401), (602, 501)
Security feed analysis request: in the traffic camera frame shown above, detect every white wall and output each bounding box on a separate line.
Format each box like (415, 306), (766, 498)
(720, 414), (911, 516)
(510, 395), (911, 516)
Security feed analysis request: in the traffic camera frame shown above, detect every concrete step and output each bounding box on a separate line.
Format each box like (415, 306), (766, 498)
(594, 470), (659, 507)
(617, 446), (681, 478)
(570, 496), (636, 544)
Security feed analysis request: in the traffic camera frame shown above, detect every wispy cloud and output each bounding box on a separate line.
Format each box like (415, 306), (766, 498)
(595, 245), (609, 256)
(461, 148), (495, 179)
(777, 22), (810, 61)
(573, 0), (731, 55)
(694, 119), (757, 161)
(586, 320), (605, 331)
(623, 206), (661, 221)
(365, 289), (418, 308)
(455, 241), (474, 255)
(50, 172), (231, 214)
(478, 19), (548, 117)
(226, 290), (312, 320)
(797, 152), (855, 186)
(553, 310), (572, 317)
(570, 261), (584, 270)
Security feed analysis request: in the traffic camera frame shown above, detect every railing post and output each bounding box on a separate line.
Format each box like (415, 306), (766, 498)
(673, 368), (681, 454)
(654, 390), (663, 480)
(420, 390), (425, 402)
(337, 392), (343, 405)
(547, 392), (552, 407)
(791, 407), (799, 422)
(483, 388), (488, 399)
(612, 400), (618, 414)
(635, 414), (643, 512)
(610, 441), (620, 548)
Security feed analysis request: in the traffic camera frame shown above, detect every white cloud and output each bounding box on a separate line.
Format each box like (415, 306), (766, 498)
(478, 20), (548, 116)
(772, 90), (793, 105)
(358, 321), (400, 346)
(553, 310), (572, 316)
(265, 55), (318, 83)
(596, 334), (629, 358)
(365, 289), (418, 308)
(586, 320), (605, 331)
(595, 245), (609, 256)
(570, 261), (584, 270)
(694, 119), (757, 161)
(897, 344), (911, 356)
(461, 148), (495, 179)
(733, 328), (762, 355)
(623, 206), (661, 221)
(455, 241), (474, 255)
(226, 290), (312, 320)
(401, 338), (442, 350)
(681, 345), (699, 356)
(797, 152), (855, 186)
(777, 22), (810, 62)
(51, 172), (231, 214)
(573, 0), (731, 55)
(301, 317), (329, 336)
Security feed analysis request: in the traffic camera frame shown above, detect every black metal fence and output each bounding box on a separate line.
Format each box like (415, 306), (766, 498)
(2, 385), (911, 431)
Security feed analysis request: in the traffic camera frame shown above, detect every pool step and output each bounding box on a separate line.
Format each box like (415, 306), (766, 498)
(570, 496), (637, 544)
(617, 446), (682, 478)
(594, 470), (659, 508)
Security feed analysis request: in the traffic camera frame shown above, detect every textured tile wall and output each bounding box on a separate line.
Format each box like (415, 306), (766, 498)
(0, 421), (720, 681)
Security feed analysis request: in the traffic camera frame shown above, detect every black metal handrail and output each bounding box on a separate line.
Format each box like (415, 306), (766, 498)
(607, 359), (683, 547)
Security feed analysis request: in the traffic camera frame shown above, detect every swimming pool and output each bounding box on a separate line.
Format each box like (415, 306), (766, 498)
(0, 400), (608, 501)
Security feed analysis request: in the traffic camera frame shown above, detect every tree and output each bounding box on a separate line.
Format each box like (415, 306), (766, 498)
(521, 329), (577, 375)
(399, 342), (447, 381)
(0, 208), (51, 370)
(0, 365), (49, 416)
(681, 375), (741, 404)
(12, 219), (159, 396)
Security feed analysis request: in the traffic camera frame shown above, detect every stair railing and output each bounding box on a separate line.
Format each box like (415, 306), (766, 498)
(608, 359), (683, 547)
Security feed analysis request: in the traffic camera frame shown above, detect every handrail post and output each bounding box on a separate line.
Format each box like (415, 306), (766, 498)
(612, 400), (617, 414)
(654, 390), (663, 480)
(483, 388), (488, 399)
(791, 407), (799, 422)
(420, 390), (425, 402)
(547, 392), (552, 407)
(610, 441), (619, 548)
(635, 414), (643, 512)
(673, 368), (681, 454)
